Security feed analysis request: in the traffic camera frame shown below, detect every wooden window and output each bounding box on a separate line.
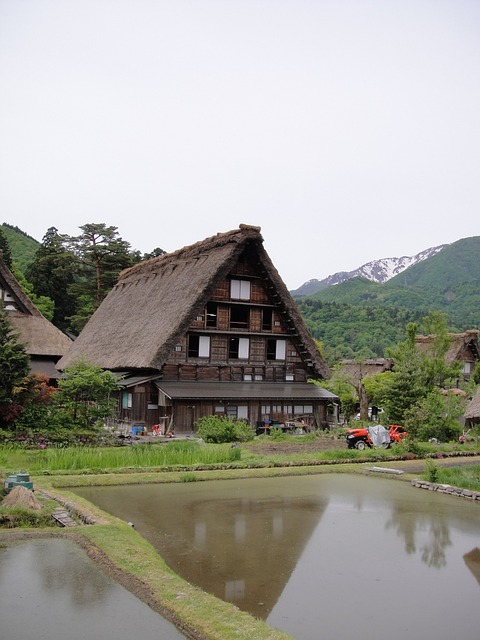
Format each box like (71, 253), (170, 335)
(262, 308), (272, 331)
(122, 392), (133, 409)
(206, 302), (218, 328)
(188, 335), (210, 358)
(294, 405), (313, 414)
(229, 337), (249, 359)
(227, 405), (248, 419)
(231, 279), (251, 300)
(230, 305), (249, 329)
(267, 338), (286, 360)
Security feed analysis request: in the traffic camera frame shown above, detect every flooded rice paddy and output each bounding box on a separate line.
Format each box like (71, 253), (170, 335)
(74, 474), (480, 640)
(0, 537), (187, 640)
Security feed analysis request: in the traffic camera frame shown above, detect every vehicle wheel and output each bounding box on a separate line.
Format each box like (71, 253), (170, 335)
(355, 440), (367, 450)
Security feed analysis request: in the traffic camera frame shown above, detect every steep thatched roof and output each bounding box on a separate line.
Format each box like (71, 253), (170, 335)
(58, 224), (329, 378)
(415, 330), (480, 365)
(0, 260), (72, 357)
(464, 387), (480, 421)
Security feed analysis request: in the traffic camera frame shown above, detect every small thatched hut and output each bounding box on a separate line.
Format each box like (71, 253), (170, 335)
(464, 387), (480, 427)
(0, 259), (72, 380)
(415, 330), (480, 381)
(337, 358), (394, 385)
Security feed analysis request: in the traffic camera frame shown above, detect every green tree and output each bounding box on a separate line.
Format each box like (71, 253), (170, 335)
(419, 311), (461, 389)
(53, 359), (118, 429)
(131, 247), (167, 262)
(12, 374), (58, 432)
(67, 223), (134, 309)
(471, 362), (480, 386)
(0, 227), (13, 268)
(25, 227), (78, 332)
(0, 309), (30, 427)
(12, 263), (55, 321)
(404, 388), (465, 442)
(319, 369), (358, 422)
(378, 323), (429, 423)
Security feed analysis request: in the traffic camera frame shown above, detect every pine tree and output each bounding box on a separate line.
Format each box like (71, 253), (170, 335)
(0, 309), (30, 427)
(0, 227), (13, 268)
(25, 227), (78, 332)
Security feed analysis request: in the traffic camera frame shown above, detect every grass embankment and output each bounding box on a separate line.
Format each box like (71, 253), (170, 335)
(427, 463), (480, 491)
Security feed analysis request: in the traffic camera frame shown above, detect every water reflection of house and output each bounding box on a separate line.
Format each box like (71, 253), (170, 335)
(58, 225), (337, 433)
(0, 258), (72, 381)
(463, 548), (480, 587)
(149, 488), (330, 619)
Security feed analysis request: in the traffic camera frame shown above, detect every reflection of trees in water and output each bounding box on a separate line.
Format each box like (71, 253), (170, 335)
(385, 505), (451, 568)
(36, 540), (112, 606)
(420, 520), (451, 568)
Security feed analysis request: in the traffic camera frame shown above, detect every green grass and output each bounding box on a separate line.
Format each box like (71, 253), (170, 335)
(424, 464), (480, 491)
(0, 441), (241, 474)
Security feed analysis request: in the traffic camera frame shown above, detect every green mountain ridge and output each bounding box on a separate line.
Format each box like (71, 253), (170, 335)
(293, 236), (480, 361)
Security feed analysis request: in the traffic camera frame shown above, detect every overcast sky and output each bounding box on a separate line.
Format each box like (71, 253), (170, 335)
(1, 0), (479, 290)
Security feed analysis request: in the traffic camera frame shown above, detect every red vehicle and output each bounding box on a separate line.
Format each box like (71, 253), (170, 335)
(346, 424), (408, 450)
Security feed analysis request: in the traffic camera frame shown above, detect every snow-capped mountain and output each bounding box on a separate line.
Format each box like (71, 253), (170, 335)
(291, 244), (448, 297)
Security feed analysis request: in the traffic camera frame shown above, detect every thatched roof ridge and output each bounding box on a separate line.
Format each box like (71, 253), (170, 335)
(57, 225), (329, 378)
(120, 224), (263, 281)
(337, 358), (394, 384)
(415, 330), (480, 365)
(464, 387), (480, 421)
(0, 260), (72, 357)
(0, 259), (40, 316)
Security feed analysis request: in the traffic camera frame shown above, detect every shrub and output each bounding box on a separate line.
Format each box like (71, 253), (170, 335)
(424, 459), (439, 483)
(269, 427), (288, 441)
(196, 415), (255, 444)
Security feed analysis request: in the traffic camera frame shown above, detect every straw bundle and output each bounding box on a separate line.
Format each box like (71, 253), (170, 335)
(2, 485), (42, 510)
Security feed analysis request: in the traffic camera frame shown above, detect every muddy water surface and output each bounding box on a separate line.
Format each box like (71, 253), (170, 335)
(0, 537), (187, 640)
(75, 474), (480, 640)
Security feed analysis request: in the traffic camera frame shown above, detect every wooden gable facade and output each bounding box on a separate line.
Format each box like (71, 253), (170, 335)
(58, 225), (336, 434)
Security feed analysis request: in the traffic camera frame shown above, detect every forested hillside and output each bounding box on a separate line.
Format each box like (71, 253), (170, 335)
(1, 223), (40, 272)
(296, 298), (424, 361)
(297, 236), (480, 362)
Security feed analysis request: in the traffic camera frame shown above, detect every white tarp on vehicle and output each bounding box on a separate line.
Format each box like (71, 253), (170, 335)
(367, 425), (391, 447)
